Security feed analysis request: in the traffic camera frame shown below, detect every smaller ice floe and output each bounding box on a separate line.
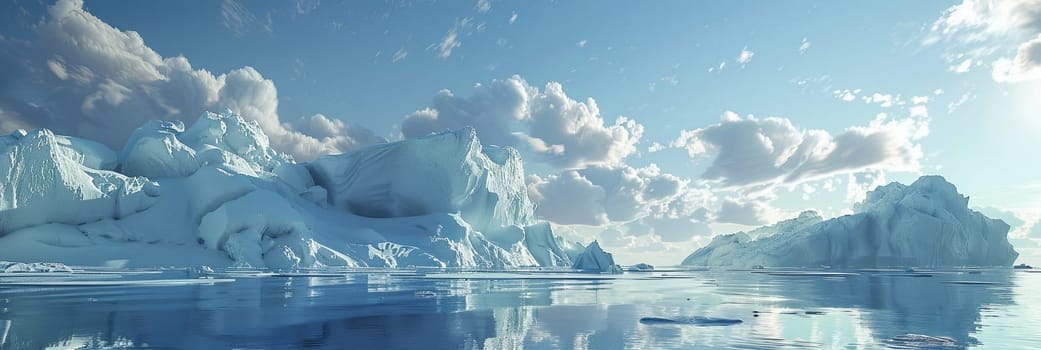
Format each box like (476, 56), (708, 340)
(754, 271), (858, 277)
(572, 241), (623, 274)
(415, 272), (617, 280)
(0, 278), (235, 287)
(943, 280), (1002, 285)
(1, 261), (73, 273)
(627, 263), (655, 272)
(414, 290), (438, 298)
(639, 316), (743, 326)
(883, 334), (959, 348)
(752, 310), (825, 317)
(872, 273), (934, 278)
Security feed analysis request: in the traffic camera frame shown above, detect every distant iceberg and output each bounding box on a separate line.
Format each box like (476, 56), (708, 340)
(0, 110), (599, 270)
(573, 241), (623, 274)
(682, 176), (1018, 268)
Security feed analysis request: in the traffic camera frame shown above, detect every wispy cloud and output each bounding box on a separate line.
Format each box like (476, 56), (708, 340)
(577, 40), (587, 48)
(221, 0), (271, 37)
(509, 12), (518, 24)
(475, 0), (491, 13)
(799, 37), (811, 54)
(392, 47), (408, 63)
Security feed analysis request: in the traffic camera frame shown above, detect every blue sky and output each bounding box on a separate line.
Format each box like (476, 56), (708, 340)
(2, 0), (1040, 264)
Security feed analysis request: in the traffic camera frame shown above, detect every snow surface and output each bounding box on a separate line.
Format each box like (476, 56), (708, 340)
(682, 176), (1019, 268)
(0, 111), (599, 270)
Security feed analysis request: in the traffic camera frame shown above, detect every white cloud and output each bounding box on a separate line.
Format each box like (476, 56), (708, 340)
(527, 164), (715, 242)
(993, 34), (1041, 82)
(434, 20), (464, 59)
(526, 172), (608, 226)
(716, 198), (772, 226)
(951, 58), (975, 73)
(660, 75), (679, 86)
(392, 47), (408, 63)
(401, 75), (644, 169)
(577, 40), (588, 48)
(509, 12), (518, 24)
(845, 170), (888, 204)
(928, 0), (1041, 82)
(666, 110), (929, 188)
(708, 61), (727, 73)
(799, 37), (811, 54)
(736, 47), (754, 65)
(221, 0), (271, 37)
(295, 0), (320, 15)
(0, 0), (381, 161)
(833, 89), (860, 102)
(475, 0), (491, 13)
(947, 92), (976, 113)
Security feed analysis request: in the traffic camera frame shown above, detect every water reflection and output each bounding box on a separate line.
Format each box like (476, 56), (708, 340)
(0, 269), (1036, 349)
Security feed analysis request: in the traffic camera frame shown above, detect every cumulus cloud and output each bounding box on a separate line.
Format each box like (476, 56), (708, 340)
(993, 34), (1041, 82)
(528, 165), (686, 224)
(928, 0), (1041, 82)
(716, 198), (771, 226)
(526, 172), (609, 226)
(667, 110), (928, 188)
(527, 164), (715, 242)
(402, 75), (644, 169)
(0, 0), (381, 161)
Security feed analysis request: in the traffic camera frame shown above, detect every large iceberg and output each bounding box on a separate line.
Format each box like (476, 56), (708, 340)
(0, 110), (594, 270)
(682, 176), (1018, 268)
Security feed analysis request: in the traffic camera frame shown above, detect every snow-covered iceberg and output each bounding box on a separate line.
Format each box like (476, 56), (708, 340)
(682, 176), (1018, 268)
(0, 110), (595, 270)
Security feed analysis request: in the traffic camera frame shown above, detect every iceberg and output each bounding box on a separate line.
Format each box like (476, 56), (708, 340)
(682, 176), (1018, 268)
(573, 241), (623, 274)
(0, 111), (599, 270)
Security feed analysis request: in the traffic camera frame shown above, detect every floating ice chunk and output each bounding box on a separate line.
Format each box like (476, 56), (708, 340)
(884, 334), (959, 348)
(639, 316), (743, 326)
(0, 261), (73, 273)
(0, 278), (235, 286)
(628, 263), (655, 272)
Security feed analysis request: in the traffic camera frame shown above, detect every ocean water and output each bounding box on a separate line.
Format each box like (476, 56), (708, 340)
(0, 267), (1039, 349)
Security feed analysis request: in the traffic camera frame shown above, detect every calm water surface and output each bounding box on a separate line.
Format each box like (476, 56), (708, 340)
(0, 267), (1039, 349)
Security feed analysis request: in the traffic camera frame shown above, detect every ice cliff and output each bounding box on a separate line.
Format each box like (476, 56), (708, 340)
(682, 176), (1018, 268)
(0, 110), (592, 270)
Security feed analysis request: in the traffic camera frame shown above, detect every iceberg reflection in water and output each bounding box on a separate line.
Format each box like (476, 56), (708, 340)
(0, 268), (1038, 349)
